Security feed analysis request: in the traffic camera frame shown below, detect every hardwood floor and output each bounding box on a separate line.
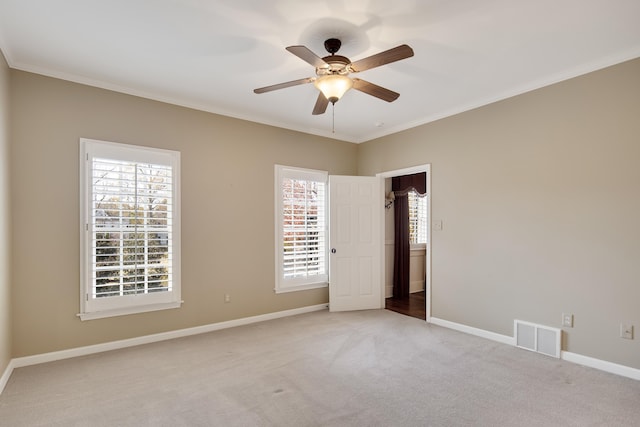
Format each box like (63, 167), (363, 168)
(385, 291), (426, 320)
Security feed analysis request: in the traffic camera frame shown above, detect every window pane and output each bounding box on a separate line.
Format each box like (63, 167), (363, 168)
(408, 190), (427, 244)
(281, 177), (326, 281)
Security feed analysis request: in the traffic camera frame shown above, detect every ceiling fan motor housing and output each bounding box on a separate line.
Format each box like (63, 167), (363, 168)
(315, 39), (350, 76)
(317, 55), (350, 76)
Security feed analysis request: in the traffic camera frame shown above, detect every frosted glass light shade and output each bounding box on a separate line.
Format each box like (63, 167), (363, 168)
(314, 75), (353, 103)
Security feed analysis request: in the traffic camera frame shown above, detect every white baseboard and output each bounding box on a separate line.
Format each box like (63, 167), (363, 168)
(429, 316), (640, 381)
(561, 351), (640, 381)
(2, 303), (328, 393)
(409, 280), (425, 294)
(385, 285), (393, 299)
(0, 359), (15, 394)
(430, 317), (516, 346)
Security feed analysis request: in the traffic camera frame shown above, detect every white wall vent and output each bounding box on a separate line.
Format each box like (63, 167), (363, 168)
(514, 320), (561, 358)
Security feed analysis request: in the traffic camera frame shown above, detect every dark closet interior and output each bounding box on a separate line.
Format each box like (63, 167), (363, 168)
(385, 172), (427, 320)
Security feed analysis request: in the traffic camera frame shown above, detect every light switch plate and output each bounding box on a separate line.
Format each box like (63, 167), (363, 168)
(433, 220), (443, 231)
(620, 324), (634, 340)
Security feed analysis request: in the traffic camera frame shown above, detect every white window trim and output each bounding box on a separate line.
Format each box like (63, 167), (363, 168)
(79, 138), (182, 320)
(274, 165), (328, 294)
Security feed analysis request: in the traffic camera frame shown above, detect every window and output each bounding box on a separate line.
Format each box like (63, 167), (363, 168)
(79, 138), (181, 320)
(408, 189), (427, 245)
(275, 165), (328, 293)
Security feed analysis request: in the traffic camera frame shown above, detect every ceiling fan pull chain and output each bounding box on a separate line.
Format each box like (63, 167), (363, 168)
(332, 103), (335, 133)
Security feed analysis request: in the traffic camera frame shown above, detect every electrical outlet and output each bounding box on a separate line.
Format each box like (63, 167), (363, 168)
(224, 293), (231, 303)
(620, 324), (633, 340)
(562, 313), (573, 328)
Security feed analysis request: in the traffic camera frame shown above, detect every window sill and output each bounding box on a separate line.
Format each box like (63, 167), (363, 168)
(274, 282), (328, 294)
(78, 301), (183, 321)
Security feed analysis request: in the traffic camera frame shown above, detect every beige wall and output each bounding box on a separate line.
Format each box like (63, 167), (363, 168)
(358, 58), (640, 369)
(6, 57), (640, 371)
(0, 51), (11, 375)
(10, 71), (357, 357)
(409, 248), (425, 293)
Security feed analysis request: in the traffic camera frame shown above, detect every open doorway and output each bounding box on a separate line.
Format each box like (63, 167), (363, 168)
(377, 165), (431, 321)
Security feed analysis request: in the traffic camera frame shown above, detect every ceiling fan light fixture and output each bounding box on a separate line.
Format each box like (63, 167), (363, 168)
(314, 74), (353, 104)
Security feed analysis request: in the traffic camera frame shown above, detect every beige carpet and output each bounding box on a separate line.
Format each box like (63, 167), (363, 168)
(1, 309), (639, 426)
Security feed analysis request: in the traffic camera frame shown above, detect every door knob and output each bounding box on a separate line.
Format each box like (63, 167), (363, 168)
(331, 248), (336, 254)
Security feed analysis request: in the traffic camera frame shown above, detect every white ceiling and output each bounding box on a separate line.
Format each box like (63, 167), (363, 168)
(1, 0), (639, 143)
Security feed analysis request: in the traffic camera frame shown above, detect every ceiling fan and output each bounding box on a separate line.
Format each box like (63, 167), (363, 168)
(254, 38), (414, 115)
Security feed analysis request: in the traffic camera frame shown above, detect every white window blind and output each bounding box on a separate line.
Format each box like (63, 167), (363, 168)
(408, 190), (427, 244)
(275, 166), (328, 292)
(91, 158), (173, 297)
(80, 139), (181, 320)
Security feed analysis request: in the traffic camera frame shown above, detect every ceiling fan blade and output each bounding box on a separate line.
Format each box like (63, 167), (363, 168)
(312, 93), (329, 115)
(352, 78), (400, 102)
(254, 77), (314, 94)
(286, 46), (328, 68)
(349, 44), (414, 73)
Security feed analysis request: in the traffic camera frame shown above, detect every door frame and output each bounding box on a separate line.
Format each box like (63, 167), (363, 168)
(376, 164), (432, 322)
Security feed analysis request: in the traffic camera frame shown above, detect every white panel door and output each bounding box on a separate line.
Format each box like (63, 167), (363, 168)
(329, 175), (381, 311)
